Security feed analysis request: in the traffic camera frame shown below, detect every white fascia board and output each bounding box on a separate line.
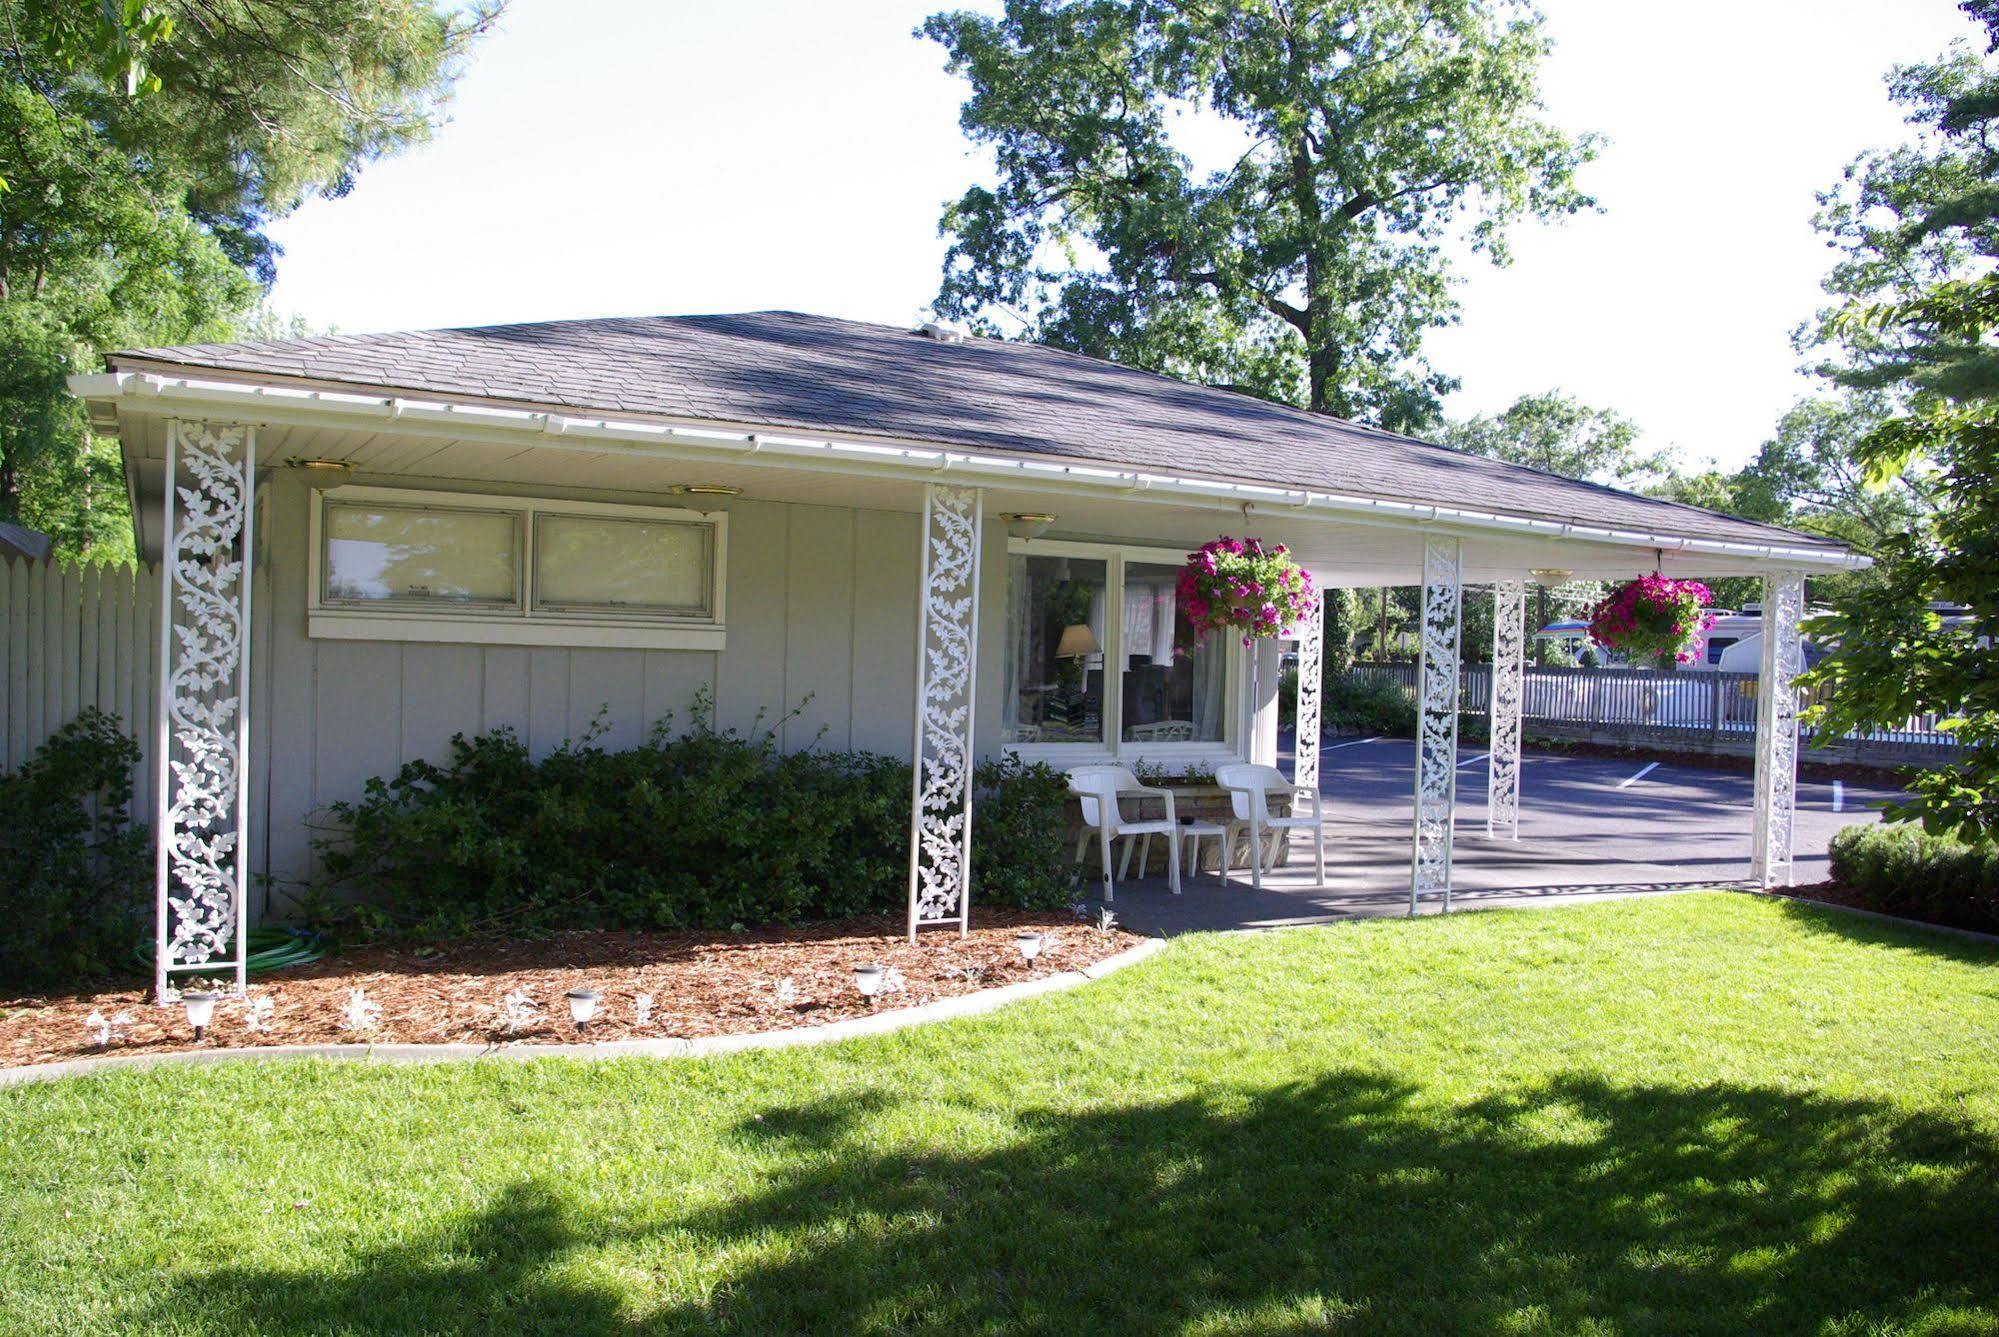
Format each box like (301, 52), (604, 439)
(67, 369), (1871, 572)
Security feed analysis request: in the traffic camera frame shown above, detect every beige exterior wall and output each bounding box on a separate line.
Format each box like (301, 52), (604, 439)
(250, 470), (1012, 903)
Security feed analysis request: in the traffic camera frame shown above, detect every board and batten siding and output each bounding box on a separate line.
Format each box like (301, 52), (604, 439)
(0, 556), (160, 825)
(256, 470), (944, 898)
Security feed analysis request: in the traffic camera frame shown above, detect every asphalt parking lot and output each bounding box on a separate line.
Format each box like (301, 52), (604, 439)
(1099, 737), (1904, 935)
(1311, 735), (1902, 887)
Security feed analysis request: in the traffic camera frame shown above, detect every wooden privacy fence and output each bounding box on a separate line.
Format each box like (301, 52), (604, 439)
(1347, 660), (1956, 765)
(1, 557), (160, 819)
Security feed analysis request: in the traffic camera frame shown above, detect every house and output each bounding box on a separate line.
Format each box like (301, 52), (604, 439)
(66, 311), (1863, 999)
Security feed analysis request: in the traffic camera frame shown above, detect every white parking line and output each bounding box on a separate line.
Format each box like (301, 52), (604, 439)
(1616, 762), (1660, 790)
(1833, 780), (1844, 813)
(1456, 752), (1489, 769)
(1322, 736), (1382, 751)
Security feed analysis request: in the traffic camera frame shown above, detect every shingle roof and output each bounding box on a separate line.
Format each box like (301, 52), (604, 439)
(112, 310), (1839, 552)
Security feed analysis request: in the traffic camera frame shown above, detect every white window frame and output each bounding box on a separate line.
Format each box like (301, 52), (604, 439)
(1003, 537), (1243, 769)
(308, 484), (728, 650)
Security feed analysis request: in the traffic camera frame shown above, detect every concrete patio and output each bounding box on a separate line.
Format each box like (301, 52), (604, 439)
(1087, 738), (1902, 936)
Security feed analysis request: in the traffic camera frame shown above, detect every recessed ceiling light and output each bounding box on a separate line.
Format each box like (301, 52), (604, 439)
(1001, 512), (1058, 538)
(288, 458), (354, 490)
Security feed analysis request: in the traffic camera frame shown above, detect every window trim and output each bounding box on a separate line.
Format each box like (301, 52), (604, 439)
(1002, 536), (1243, 768)
(308, 484), (728, 651)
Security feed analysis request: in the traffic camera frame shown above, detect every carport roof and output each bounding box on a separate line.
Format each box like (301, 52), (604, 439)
(109, 309), (1842, 555)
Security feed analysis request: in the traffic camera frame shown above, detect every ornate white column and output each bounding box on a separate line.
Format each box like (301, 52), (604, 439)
(1410, 536), (1463, 913)
(155, 419), (255, 1002)
(1292, 596), (1324, 796)
(907, 484), (983, 940)
(1487, 579), (1526, 840)
(1751, 571), (1806, 889)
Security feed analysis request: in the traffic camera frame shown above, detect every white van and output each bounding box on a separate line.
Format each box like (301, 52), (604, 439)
(1692, 605), (1822, 673)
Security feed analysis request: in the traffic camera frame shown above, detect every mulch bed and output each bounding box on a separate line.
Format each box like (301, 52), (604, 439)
(1777, 882), (1999, 939)
(1781, 880), (1877, 913)
(0, 909), (1143, 1071)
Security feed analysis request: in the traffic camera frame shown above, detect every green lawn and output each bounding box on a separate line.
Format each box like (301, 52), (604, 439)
(3, 893), (1997, 1335)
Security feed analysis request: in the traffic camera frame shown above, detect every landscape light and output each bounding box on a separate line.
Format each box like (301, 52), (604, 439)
(1016, 931), (1045, 962)
(854, 964), (886, 1000)
(565, 988), (601, 1031)
(182, 991), (221, 1041)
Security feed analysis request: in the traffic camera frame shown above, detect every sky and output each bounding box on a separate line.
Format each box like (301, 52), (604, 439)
(263, 0), (1980, 472)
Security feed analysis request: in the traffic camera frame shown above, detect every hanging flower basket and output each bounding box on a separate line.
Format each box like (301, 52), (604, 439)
(1177, 537), (1319, 646)
(1587, 575), (1716, 666)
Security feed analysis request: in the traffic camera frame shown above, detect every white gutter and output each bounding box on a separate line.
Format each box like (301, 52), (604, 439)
(68, 369), (1869, 571)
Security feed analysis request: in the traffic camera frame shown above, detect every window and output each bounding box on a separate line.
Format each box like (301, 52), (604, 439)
(323, 502), (520, 608)
(309, 486), (726, 650)
(1003, 554), (1109, 745)
(1120, 560), (1227, 745)
(533, 514), (713, 617)
(1002, 540), (1236, 755)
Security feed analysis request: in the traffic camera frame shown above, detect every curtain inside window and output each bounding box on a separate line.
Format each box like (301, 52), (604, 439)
(1122, 562), (1227, 744)
(1002, 553), (1028, 740)
(1190, 631), (1227, 739)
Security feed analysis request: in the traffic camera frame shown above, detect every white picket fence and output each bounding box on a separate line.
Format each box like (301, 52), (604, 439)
(0, 556), (161, 821)
(1348, 660), (1957, 764)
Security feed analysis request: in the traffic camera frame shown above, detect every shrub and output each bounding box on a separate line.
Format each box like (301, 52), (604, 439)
(1322, 670), (1418, 737)
(969, 753), (1074, 910)
(0, 709), (149, 993)
(1827, 822), (1999, 934)
(313, 696), (1072, 941)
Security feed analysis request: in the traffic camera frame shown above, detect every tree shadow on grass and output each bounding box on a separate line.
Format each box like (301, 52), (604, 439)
(137, 1180), (631, 1333)
(137, 1073), (1999, 1334)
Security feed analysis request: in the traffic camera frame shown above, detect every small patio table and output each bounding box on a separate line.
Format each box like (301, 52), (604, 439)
(1178, 819), (1231, 886)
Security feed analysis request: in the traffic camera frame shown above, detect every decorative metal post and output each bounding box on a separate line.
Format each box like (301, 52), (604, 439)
(1292, 596), (1324, 796)
(1751, 571), (1805, 889)
(1410, 536), (1463, 913)
(907, 484), (983, 941)
(155, 419), (255, 1002)
(1487, 580), (1526, 840)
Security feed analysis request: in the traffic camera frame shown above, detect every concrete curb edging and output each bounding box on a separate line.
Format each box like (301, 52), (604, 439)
(0, 937), (1169, 1090)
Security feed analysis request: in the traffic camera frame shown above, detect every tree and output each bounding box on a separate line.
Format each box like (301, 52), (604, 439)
(1735, 393), (1932, 569)
(1321, 586), (1358, 674)
(1438, 390), (1650, 639)
(922, 0), (1597, 432)
(1440, 391), (1648, 484)
(0, 0), (498, 559)
(1802, 4), (1999, 844)
(1806, 49), (1998, 396)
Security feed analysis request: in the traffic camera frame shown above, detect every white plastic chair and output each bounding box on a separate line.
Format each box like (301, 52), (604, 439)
(1067, 765), (1182, 899)
(1215, 763), (1326, 890)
